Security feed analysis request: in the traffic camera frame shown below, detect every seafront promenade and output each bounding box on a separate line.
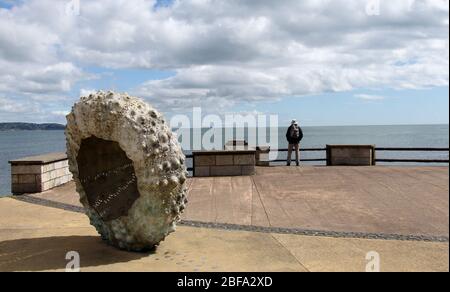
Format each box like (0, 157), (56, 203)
(0, 166), (448, 272)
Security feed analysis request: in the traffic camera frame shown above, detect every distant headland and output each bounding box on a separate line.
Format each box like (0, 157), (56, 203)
(0, 123), (65, 131)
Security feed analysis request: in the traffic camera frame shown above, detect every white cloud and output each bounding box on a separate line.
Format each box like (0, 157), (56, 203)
(355, 94), (386, 101)
(0, 97), (31, 113)
(0, 0), (448, 121)
(79, 88), (97, 97)
(51, 110), (70, 116)
(0, 96), (43, 123)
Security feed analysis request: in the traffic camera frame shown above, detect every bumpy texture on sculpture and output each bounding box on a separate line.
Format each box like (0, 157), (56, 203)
(65, 91), (188, 251)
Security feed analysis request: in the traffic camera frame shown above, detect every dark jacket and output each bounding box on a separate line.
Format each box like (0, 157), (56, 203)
(286, 125), (303, 144)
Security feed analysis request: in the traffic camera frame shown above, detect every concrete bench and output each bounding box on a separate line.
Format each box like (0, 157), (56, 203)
(9, 152), (72, 194)
(193, 150), (256, 177)
(224, 140), (249, 150)
(326, 145), (376, 166)
(256, 146), (271, 166)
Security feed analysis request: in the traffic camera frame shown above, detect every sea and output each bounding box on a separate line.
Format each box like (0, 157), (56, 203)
(0, 124), (448, 196)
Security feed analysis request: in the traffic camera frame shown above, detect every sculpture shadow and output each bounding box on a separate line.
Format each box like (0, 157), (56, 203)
(0, 236), (153, 272)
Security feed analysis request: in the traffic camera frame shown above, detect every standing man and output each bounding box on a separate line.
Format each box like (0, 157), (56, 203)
(286, 120), (303, 166)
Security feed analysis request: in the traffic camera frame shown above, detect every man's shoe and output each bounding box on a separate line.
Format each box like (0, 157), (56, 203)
(287, 163), (291, 166)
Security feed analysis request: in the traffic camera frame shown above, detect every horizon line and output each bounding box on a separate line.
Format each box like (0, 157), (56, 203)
(0, 122), (449, 128)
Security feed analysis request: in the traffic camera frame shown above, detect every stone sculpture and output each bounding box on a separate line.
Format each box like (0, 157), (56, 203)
(65, 91), (188, 251)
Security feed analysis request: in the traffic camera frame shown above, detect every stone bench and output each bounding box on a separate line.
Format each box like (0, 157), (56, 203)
(193, 150), (256, 177)
(326, 145), (376, 166)
(256, 146), (271, 166)
(224, 140), (249, 150)
(9, 152), (72, 194)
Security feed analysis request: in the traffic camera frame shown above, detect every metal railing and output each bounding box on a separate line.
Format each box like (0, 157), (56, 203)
(184, 147), (449, 171)
(185, 154), (194, 172)
(267, 148), (326, 163)
(375, 147), (449, 164)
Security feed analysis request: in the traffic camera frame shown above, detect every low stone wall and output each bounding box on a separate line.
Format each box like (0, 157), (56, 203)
(256, 146), (271, 166)
(9, 152), (72, 194)
(193, 150), (256, 177)
(326, 145), (376, 166)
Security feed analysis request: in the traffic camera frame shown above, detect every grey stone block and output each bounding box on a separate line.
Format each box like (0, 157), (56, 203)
(11, 165), (42, 175)
(55, 168), (67, 177)
(43, 179), (56, 191)
(10, 157), (72, 194)
(327, 145), (375, 166)
(41, 172), (51, 182)
(233, 154), (255, 165)
(332, 157), (372, 166)
(195, 155), (216, 166)
(42, 163), (55, 172)
(215, 155), (234, 166)
(195, 166), (210, 177)
(12, 183), (40, 194)
(18, 174), (37, 184)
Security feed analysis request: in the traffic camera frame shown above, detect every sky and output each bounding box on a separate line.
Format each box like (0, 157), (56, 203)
(0, 0), (448, 126)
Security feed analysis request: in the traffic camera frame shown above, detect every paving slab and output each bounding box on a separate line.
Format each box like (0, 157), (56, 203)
(15, 166), (450, 239)
(0, 198), (448, 272)
(0, 198), (304, 272)
(273, 233), (449, 272)
(186, 166), (449, 237)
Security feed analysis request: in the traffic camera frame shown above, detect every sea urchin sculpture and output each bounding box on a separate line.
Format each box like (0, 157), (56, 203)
(65, 91), (188, 251)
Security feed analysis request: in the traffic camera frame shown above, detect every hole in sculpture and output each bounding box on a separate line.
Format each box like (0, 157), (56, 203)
(77, 136), (140, 221)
